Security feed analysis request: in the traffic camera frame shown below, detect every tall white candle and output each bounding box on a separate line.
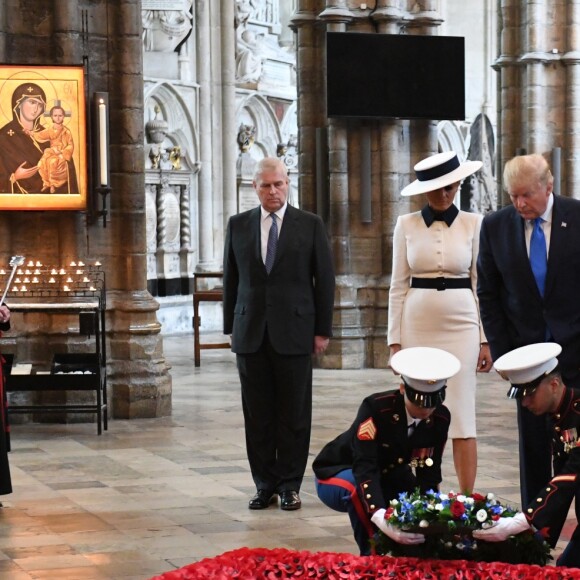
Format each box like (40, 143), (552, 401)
(99, 100), (108, 186)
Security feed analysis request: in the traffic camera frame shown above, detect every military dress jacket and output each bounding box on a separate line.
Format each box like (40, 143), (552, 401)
(312, 390), (450, 515)
(524, 387), (580, 547)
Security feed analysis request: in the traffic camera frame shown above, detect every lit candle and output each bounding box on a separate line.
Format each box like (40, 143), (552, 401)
(12, 286), (18, 292)
(78, 261), (85, 267)
(27, 260), (34, 267)
(94, 260), (101, 266)
(35, 261), (42, 267)
(64, 285), (71, 292)
(0, 269), (5, 275)
(66, 277), (73, 283)
(99, 99), (108, 186)
(20, 285), (26, 292)
(49, 277), (56, 283)
(83, 277), (90, 283)
(32, 277), (39, 283)
(70, 261), (76, 267)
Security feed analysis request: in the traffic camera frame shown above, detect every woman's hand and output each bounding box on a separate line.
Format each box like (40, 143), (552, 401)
(388, 344), (402, 373)
(476, 343), (492, 373)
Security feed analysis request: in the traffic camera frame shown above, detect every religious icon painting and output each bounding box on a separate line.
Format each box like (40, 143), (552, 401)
(0, 65), (87, 210)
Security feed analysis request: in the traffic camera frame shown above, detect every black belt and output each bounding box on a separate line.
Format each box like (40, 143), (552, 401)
(411, 277), (471, 291)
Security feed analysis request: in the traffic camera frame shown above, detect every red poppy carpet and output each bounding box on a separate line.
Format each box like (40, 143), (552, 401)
(150, 547), (580, 579)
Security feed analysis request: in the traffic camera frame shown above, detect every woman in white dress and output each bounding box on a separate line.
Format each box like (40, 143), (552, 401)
(388, 151), (492, 494)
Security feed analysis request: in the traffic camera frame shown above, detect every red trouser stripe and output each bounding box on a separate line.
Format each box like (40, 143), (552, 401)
(318, 476), (376, 554)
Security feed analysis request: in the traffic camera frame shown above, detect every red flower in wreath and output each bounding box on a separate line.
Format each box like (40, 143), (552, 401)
(450, 500), (465, 518)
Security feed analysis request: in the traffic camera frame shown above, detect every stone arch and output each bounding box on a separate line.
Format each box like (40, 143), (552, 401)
(235, 92), (282, 160)
(144, 81), (199, 170)
(437, 120), (469, 160)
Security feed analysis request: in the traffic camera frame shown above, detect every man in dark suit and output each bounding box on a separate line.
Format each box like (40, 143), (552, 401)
(223, 157), (335, 511)
(477, 152), (580, 507)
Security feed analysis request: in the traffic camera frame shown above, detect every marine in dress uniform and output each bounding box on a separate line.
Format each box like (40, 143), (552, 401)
(473, 343), (580, 567)
(312, 347), (459, 555)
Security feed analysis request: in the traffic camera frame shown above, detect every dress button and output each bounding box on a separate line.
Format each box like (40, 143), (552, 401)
(527, 508), (533, 513)
(370, 504), (375, 510)
(398, 458), (404, 464)
(537, 498), (542, 503)
(366, 494), (371, 499)
(555, 426), (561, 432)
(363, 483), (368, 489)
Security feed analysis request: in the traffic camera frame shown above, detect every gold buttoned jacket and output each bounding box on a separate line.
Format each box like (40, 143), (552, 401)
(312, 390), (450, 515)
(525, 387), (580, 547)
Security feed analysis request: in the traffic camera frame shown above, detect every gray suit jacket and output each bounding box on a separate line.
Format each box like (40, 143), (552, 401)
(223, 204), (335, 355)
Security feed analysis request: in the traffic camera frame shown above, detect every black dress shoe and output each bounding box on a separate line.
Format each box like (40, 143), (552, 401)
(248, 490), (277, 510)
(280, 490), (301, 511)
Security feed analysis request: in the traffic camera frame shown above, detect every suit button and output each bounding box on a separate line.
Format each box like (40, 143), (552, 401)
(370, 504), (375, 510)
(363, 483), (368, 489)
(527, 508), (533, 513)
(366, 494), (371, 499)
(537, 498), (542, 503)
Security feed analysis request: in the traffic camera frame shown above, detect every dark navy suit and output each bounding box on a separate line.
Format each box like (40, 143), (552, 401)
(477, 194), (580, 505)
(223, 204), (335, 494)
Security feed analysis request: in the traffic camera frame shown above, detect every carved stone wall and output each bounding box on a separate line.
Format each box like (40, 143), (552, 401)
(292, 0), (498, 369)
(0, 0), (172, 420)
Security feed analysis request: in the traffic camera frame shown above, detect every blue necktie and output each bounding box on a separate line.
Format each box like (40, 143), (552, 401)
(530, 217), (547, 297)
(265, 213), (278, 273)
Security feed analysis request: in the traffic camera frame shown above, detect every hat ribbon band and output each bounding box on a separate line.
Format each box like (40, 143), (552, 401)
(415, 155), (459, 182)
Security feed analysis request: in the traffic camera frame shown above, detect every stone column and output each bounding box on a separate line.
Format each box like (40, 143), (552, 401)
(195, 0), (215, 269)
(372, 1), (405, 367)
(221, 0), (238, 244)
(495, 0), (520, 206)
(563, 1), (580, 200)
(106, 0), (171, 418)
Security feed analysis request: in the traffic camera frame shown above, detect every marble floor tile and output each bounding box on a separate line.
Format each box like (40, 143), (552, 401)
(0, 334), (575, 578)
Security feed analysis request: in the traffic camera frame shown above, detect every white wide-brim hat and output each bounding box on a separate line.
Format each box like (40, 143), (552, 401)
(390, 347), (461, 408)
(401, 151), (483, 197)
(493, 342), (562, 399)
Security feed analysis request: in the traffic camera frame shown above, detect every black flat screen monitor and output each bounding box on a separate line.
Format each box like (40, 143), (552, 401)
(326, 32), (465, 120)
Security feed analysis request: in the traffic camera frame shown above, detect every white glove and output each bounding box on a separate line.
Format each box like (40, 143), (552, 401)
(472, 513), (530, 542)
(371, 509), (425, 545)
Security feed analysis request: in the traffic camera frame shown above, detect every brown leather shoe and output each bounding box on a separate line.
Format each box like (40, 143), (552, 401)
(280, 490), (301, 511)
(248, 490), (277, 510)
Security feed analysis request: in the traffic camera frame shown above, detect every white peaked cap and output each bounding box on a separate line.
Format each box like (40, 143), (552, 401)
(390, 347), (461, 392)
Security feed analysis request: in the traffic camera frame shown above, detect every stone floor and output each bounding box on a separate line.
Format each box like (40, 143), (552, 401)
(0, 334), (575, 579)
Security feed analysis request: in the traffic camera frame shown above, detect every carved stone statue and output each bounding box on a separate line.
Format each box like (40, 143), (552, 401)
(237, 124), (256, 153)
(142, 1), (193, 53)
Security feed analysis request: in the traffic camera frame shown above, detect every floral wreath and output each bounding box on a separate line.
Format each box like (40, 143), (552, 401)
(374, 488), (552, 565)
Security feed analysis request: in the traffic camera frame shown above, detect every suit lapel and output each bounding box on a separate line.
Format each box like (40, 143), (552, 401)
(274, 205), (297, 266)
(250, 207), (265, 269)
(545, 196), (566, 300)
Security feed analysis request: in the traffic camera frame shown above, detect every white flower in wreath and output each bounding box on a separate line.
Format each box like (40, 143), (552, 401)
(435, 503), (444, 511)
(457, 494), (467, 503)
(464, 497), (475, 505)
(476, 509), (488, 522)
(439, 494), (449, 501)
(419, 520), (429, 528)
(487, 492), (495, 501)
